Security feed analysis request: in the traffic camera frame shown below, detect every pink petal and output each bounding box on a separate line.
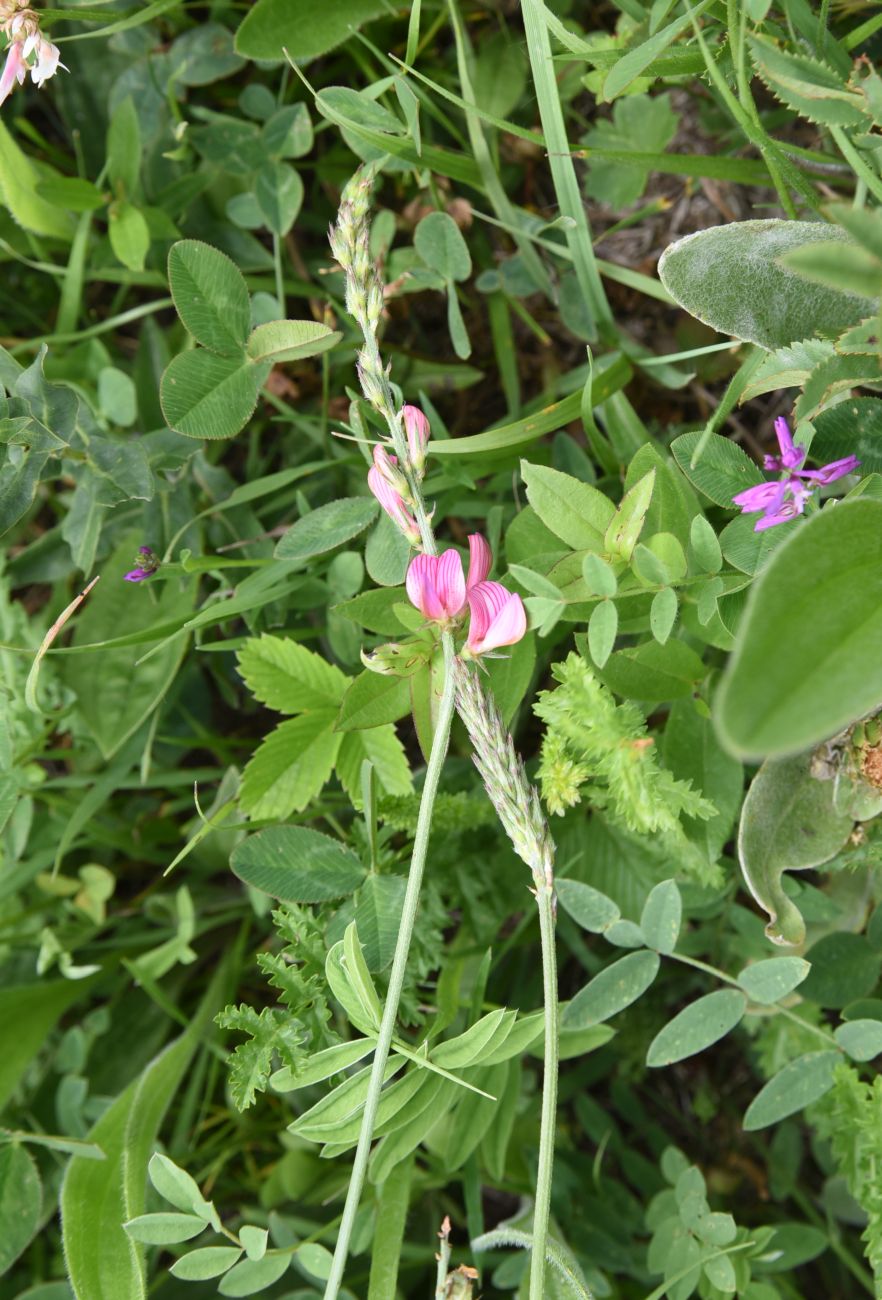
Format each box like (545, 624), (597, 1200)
(402, 405), (430, 456)
(798, 455), (860, 485)
(435, 547), (466, 616)
(467, 581), (527, 654)
(406, 553), (445, 620)
(466, 533), (492, 590)
(0, 42), (24, 107)
(732, 481), (786, 512)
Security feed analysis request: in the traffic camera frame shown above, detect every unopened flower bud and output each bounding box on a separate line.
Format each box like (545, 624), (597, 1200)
(401, 405), (430, 475)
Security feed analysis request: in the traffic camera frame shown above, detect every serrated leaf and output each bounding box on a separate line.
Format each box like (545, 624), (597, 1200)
(671, 431), (764, 508)
(239, 712), (341, 819)
(237, 635), (346, 712)
(231, 825), (366, 903)
(160, 350), (268, 440)
(168, 240), (251, 355)
(749, 35), (869, 128)
(336, 726), (412, 801)
(740, 337), (836, 401)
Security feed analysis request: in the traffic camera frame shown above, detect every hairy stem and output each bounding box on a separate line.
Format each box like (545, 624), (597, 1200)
(323, 633), (457, 1300)
(530, 879), (559, 1300)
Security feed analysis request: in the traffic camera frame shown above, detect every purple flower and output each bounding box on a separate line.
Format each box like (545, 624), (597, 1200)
(732, 418), (860, 531)
(124, 546), (159, 582)
(763, 416), (807, 471)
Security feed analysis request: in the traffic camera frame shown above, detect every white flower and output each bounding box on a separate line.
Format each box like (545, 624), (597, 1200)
(28, 35), (63, 87)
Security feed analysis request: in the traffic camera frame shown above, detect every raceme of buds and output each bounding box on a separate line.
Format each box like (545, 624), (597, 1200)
(401, 405), (430, 476)
(367, 447), (420, 546)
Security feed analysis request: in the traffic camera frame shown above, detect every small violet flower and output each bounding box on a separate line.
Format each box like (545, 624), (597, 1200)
(367, 444), (420, 545)
(732, 417), (859, 531)
(406, 533), (526, 656)
(124, 546), (159, 583)
(401, 404), (430, 476)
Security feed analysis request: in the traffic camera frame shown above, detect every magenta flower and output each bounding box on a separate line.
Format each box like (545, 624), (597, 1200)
(124, 546), (159, 583)
(405, 533), (488, 621)
(406, 549), (467, 620)
(733, 417), (860, 531)
(405, 533), (526, 655)
(401, 405), (430, 474)
(367, 445), (420, 545)
(465, 581), (528, 656)
(764, 416), (806, 471)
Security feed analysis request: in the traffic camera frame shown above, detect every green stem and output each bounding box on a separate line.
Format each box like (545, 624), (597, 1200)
(519, 0), (613, 336)
(530, 879), (559, 1300)
(272, 232), (286, 313)
(830, 127), (882, 205)
(322, 633), (457, 1300)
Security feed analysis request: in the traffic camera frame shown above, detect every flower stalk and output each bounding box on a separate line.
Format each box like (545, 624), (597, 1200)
(322, 634), (457, 1300)
(325, 165), (553, 1300)
(323, 167), (453, 1299)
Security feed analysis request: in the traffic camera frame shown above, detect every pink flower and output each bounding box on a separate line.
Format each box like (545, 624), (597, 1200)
(402, 405), (430, 474)
(406, 550), (467, 620)
(367, 445), (420, 545)
(405, 532), (494, 624)
(0, 40), (25, 108)
(465, 581), (527, 656)
(764, 416), (806, 471)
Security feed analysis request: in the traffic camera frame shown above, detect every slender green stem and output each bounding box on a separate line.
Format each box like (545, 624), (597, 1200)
(530, 879), (559, 1300)
(272, 233), (286, 314)
(447, 0), (554, 300)
(322, 633), (457, 1300)
(830, 127), (882, 205)
(519, 0), (612, 336)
